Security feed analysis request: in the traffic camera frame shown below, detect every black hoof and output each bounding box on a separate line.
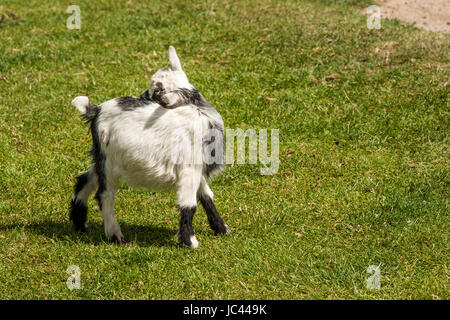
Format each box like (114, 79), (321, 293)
(178, 234), (198, 248)
(178, 240), (192, 248)
(75, 224), (88, 233)
(214, 224), (231, 236)
(110, 234), (126, 244)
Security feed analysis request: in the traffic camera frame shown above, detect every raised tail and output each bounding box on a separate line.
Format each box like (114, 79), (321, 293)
(72, 96), (99, 122)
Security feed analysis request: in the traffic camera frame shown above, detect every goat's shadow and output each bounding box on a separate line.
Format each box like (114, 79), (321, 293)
(144, 105), (169, 130)
(4, 220), (179, 247)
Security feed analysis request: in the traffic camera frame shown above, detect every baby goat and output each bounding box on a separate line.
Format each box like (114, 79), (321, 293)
(70, 46), (230, 248)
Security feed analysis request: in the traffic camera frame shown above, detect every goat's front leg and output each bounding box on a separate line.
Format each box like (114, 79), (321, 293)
(177, 167), (201, 248)
(96, 180), (124, 244)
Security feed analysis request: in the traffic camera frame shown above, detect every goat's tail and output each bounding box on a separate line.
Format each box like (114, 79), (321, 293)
(72, 96), (99, 122)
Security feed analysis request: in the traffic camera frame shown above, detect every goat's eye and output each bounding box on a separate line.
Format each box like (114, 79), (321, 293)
(155, 88), (165, 95)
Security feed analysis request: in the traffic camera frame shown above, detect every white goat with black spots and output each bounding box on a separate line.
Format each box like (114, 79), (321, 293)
(70, 46), (230, 248)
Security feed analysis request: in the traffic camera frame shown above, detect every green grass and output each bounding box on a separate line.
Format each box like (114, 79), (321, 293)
(0, 0), (448, 299)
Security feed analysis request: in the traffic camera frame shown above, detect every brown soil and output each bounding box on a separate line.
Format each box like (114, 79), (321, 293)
(378, 0), (450, 33)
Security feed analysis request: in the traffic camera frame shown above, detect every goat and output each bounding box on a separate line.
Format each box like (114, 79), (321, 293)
(70, 46), (230, 248)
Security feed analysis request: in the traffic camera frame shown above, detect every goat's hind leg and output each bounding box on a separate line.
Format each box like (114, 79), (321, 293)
(198, 177), (230, 235)
(70, 166), (98, 232)
(95, 178), (124, 244)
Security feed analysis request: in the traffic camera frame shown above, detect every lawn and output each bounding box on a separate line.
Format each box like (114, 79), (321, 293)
(0, 0), (448, 299)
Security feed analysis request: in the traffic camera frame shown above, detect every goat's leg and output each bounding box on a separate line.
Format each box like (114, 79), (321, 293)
(198, 177), (230, 235)
(95, 178), (124, 244)
(70, 166), (98, 232)
(177, 167), (202, 248)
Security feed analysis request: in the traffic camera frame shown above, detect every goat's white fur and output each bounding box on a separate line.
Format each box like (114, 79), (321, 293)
(71, 47), (227, 248)
(91, 100), (211, 191)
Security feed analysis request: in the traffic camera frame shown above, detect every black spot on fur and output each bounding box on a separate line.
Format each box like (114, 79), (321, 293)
(81, 104), (100, 123)
(116, 96), (147, 111)
(203, 120), (225, 178)
(74, 171), (89, 194)
(150, 87), (167, 106)
(172, 88), (211, 108)
(149, 87), (212, 109)
(199, 195), (228, 234)
(178, 206), (196, 247)
(70, 200), (88, 233)
(89, 111), (106, 211)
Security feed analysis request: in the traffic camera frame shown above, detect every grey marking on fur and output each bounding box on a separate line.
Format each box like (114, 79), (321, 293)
(116, 96), (147, 111)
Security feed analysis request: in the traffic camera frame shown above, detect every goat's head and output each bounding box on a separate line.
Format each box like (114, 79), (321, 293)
(148, 46), (193, 108)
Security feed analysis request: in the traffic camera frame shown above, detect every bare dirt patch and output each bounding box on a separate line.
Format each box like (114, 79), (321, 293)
(378, 0), (450, 33)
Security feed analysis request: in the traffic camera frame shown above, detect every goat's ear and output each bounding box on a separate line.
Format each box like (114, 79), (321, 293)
(169, 46), (182, 71)
(140, 89), (151, 102)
